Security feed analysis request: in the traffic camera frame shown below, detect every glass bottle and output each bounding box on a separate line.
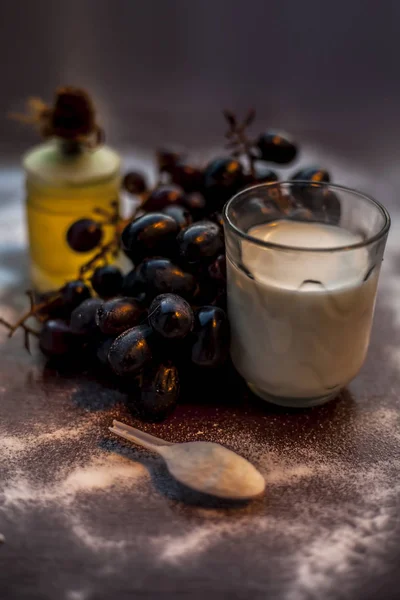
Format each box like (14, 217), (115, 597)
(23, 139), (121, 293)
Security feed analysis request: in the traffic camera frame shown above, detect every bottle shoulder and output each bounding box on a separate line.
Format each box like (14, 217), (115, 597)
(23, 140), (121, 187)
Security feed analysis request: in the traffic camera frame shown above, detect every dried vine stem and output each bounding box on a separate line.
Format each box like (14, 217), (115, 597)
(223, 109), (257, 177)
(6, 290), (61, 337)
(78, 238), (119, 278)
(0, 317), (39, 353)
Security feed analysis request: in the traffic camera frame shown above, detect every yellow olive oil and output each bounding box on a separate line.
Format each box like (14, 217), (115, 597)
(24, 140), (121, 292)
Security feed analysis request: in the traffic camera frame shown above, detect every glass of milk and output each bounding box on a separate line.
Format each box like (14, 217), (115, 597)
(223, 181), (390, 407)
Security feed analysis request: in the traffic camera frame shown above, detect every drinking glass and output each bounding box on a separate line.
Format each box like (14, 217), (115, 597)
(223, 181), (390, 407)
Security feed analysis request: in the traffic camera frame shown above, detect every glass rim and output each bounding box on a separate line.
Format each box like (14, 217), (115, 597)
(223, 181), (391, 253)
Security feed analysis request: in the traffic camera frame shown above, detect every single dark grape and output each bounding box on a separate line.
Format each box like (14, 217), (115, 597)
(208, 254), (226, 282)
(123, 171), (148, 195)
(256, 131), (297, 164)
(149, 293), (194, 339)
(96, 297), (143, 335)
(61, 280), (91, 311)
(182, 192), (207, 219)
(70, 298), (103, 335)
(157, 148), (184, 173)
(121, 213), (178, 262)
(108, 325), (153, 376)
(204, 157), (244, 190)
(291, 166), (331, 186)
(203, 157), (244, 208)
(136, 362), (180, 422)
(162, 205), (193, 230)
(290, 167), (338, 224)
(144, 185), (186, 212)
(66, 219), (103, 253)
(39, 319), (76, 356)
(91, 265), (123, 298)
(169, 162), (203, 193)
(191, 306), (230, 368)
(291, 167), (330, 202)
(136, 257), (196, 301)
(177, 221), (224, 264)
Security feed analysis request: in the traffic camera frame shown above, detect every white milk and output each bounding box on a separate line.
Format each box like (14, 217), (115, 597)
(227, 220), (379, 405)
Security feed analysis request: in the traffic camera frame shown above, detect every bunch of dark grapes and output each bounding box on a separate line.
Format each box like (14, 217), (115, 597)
(30, 220), (230, 422)
(4, 110), (333, 422)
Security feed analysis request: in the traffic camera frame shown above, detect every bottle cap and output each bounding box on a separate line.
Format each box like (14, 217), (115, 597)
(23, 140), (120, 187)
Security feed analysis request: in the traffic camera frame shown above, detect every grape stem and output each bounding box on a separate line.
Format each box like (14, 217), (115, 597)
(0, 317), (39, 353)
(78, 238), (119, 278)
(93, 200), (121, 226)
(223, 109), (257, 177)
(6, 291), (61, 338)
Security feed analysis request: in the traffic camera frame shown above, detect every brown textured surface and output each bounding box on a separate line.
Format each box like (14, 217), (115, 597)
(0, 159), (400, 600)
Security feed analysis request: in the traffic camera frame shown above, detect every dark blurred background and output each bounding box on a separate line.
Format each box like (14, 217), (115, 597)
(0, 0), (399, 190)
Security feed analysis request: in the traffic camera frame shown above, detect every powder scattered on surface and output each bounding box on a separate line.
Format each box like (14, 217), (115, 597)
(154, 526), (217, 563)
(2, 424), (91, 461)
(2, 436), (25, 454)
(2, 454), (147, 510)
(1, 334), (400, 597)
(66, 592), (88, 600)
(287, 508), (393, 600)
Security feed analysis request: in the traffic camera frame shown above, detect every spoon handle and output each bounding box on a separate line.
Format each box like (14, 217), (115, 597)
(109, 420), (173, 452)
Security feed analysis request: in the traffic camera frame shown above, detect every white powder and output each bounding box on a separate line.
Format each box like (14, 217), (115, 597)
(0, 415), (148, 553)
(265, 463), (317, 484)
(66, 591), (88, 600)
(68, 513), (129, 553)
(2, 454), (147, 509)
(154, 526), (217, 563)
(1, 397), (400, 596)
(288, 509), (392, 600)
(61, 454), (147, 496)
(2, 425), (90, 461)
(2, 436), (26, 454)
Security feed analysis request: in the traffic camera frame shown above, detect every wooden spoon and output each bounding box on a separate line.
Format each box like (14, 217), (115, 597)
(109, 420), (265, 500)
